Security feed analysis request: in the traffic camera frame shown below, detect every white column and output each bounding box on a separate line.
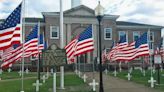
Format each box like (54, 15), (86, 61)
(87, 53), (91, 63)
(67, 24), (72, 43)
(60, 0), (64, 48)
(53, 73), (56, 92)
(92, 24), (98, 58)
(60, 66), (65, 89)
(63, 24), (66, 47)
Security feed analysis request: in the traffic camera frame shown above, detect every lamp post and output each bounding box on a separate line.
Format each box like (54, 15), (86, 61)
(95, 1), (105, 92)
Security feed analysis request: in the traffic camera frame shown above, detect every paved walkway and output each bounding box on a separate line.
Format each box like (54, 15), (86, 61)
(0, 77), (36, 82)
(85, 72), (162, 92)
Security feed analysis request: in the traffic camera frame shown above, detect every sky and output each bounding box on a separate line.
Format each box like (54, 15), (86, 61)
(0, 0), (164, 28)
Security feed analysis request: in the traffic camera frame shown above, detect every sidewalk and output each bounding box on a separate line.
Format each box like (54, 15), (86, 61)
(85, 72), (162, 92)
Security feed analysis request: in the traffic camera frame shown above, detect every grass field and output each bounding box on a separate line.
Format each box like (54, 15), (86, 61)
(0, 72), (92, 92)
(109, 69), (164, 91)
(0, 72), (37, 80)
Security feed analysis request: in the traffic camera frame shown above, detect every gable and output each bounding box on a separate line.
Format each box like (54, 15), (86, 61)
(64, 5), (95, 16)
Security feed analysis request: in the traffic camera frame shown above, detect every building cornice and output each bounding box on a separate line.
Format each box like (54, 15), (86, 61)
(117, 25), (163, 29)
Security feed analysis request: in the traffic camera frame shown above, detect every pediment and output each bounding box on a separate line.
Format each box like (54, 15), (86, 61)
(64, 5), (95, 16)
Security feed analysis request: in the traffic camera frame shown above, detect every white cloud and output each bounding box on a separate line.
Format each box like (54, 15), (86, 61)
(105, 0), (164, 26)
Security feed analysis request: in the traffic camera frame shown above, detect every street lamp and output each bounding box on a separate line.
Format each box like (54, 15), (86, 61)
(94, 1), (105, 92)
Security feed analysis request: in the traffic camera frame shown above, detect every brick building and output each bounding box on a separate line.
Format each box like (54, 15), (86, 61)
(1, 1), (163, 69)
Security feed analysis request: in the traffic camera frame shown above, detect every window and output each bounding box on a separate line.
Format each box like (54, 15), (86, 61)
(118, 31), (128, 42)
(150, 32), (154, 42)
(149, 32), (154, 49)
(30, 56), (38, 61)
(104, 28), (112, 40)
(133, 32), (140, 41)
(149, 42), (154, 49)
(105, 48), (110, 53)
(50, 26), (59, 39)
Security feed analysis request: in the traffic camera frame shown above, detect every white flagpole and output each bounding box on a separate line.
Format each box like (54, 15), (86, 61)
(60, 0), (65, 89)
(21, 0), (26, 92)
(60, 0), (64, 48)
(45, 37), (49, 77)
(148, 29), (153, 78)
(43, 31), (45, 49)
(37, 21), (41, 81)
(46, 37), (49, 49)
(148, 28), (156, 88)
(163, 35), (164, 61)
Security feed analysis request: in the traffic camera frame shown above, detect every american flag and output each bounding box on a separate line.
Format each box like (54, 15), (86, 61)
(1, 47), (14, 60)
(106, 41), (115, 60)
(154, 38), (163, 55)
(107, 35), (128, 61)
(23, 24), (38, 57)
(112, 32), (149, 61)
(102, 48), (107, 64)
(65, 38), (78, 64)
(32, 34), (46, 57)
(0, 3), (22, 50)
(74, 25), (94, 56)
(1, 44), (23, 68)
(38, 34), (44, 50)
(1, 24), (39, 68)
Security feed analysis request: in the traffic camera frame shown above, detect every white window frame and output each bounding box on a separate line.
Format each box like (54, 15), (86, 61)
(104, 28), (112, 40)
(150, 32), (154, 42)
(149, 42), (154, 50)
(50, 26), (59, 39)
(133, 31), (140, 41)
(118, 31), (128, 42)
(105, 48), (110, 53)
(30, 56), (38, 61)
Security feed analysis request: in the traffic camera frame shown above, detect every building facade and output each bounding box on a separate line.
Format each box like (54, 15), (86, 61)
(3, 5), (163, 68)
(44, 5), (162, 62)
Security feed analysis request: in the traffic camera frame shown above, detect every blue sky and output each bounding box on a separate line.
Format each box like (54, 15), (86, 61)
(0, 0), (164, 28)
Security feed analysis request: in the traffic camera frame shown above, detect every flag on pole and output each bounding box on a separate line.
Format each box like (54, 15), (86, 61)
(107, 35), (128, 61)
(75, 25), (94, 56)
(32, 34), (46, 57)
(23, 24), (38, 57)
(106, 41), (115, 61)
(111, 32), (149, 61)
(0, 3), (22, 50)
(102, 48), (107, 63)
(1, 23), (40, 68)
(1, 44), (23, 68)
(65, 38), (78, 64)
(39, 34), (44, 50)
(154, 37), (163, 55)
(65, 25), (94, 64)
(1, 47), (14, 60)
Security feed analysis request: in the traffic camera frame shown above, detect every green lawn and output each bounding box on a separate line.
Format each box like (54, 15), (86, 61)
(109, 69), (164, 91)
(0, 72), (37, 80)
(0, 72), (92, 92)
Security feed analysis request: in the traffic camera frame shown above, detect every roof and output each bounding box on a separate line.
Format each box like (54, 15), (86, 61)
(116, 21), (164, 28)
(42, 5), (119, 20)
(25, 18), (44, 23)
(64, 5), (95, 15)
(0, 18), (44, 23)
